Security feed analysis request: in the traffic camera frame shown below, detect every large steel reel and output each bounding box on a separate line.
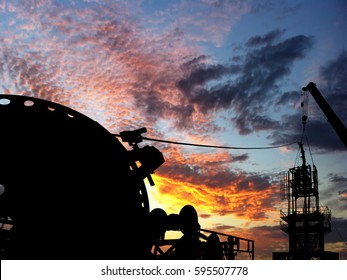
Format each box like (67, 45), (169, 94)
(0, 95), (152, 259)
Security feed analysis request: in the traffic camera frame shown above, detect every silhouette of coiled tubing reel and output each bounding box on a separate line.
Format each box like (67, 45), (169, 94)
(0, 95), (254, 260)
(0, 95), (164, 259)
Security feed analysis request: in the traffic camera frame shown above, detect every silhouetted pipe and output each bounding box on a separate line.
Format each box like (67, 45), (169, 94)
(302, 82), (347, 148)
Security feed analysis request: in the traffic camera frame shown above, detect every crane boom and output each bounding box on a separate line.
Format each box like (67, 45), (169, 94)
(302, 82), (347, 148)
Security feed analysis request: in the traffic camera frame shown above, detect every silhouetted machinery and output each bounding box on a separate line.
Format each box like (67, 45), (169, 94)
(148, 205), (254, 260)
(273, 82), (345, 260)
(0, 95), (164, 259)
(273, 142), (339, 260)
(0, 94), (254, 260)
(302, 82), (347, 148)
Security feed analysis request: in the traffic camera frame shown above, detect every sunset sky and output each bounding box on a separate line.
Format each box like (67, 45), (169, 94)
(0, 0), (346, 259)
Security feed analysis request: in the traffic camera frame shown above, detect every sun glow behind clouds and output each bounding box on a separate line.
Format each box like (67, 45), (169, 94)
(150, 171), (279, 224)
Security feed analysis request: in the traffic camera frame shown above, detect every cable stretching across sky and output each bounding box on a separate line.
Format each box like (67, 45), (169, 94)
(114, 134), (298, 150)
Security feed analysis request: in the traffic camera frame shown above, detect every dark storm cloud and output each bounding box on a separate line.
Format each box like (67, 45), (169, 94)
(133, 91), (177, 123)
(271, 113), (345, 151)
(177, 63), (240, 96)
(125, 30), (313, 135)
(180, 55), (210, 71)
(328, 173), (347, 187)
(319, 51), (347, 124)
(321, 173), (347, 211)
(157, 161), (239, 188)
(175, 32), (314, 134)
(231, 153), (249, 162)
(275, 90), (300, 106)
(245, 29), (285, 47)
(237, 174), (272, 191)
(233, 114), (281, 135)
(270, 51), (347, 151)
(240, 35), (314, 91)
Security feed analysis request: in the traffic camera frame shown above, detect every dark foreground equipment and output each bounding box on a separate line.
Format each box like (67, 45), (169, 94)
(0, 95), (164, 259)
(148, 205), (254, 260)
(0, 94), (253, 260)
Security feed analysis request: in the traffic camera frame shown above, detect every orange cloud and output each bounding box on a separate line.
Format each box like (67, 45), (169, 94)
(151, 168), (279, 223)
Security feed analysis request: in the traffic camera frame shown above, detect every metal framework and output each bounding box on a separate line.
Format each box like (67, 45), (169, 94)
(152, 228), (254, 260)
(273, 143), (339, 259)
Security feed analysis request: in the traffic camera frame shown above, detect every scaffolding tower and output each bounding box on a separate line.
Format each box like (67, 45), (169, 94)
(273, 142), (339, 260)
